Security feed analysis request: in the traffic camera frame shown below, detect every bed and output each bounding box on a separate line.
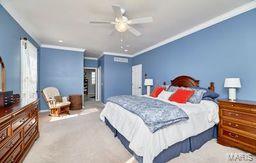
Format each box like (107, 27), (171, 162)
(100, 76), (219, 163)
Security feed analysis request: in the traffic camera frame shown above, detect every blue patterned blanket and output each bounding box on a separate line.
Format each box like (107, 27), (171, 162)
(107, 95), (189, 133)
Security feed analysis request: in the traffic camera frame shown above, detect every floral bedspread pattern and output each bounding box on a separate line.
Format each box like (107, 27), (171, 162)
(107, 95), (189, 133)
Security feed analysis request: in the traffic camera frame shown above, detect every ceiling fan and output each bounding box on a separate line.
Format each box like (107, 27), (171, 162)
(90, 5), (153, 36)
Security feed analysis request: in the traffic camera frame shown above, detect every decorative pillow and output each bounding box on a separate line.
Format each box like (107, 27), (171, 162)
(151, 86), (165, 98)
(157, 90), (174, 100)
(169, 89), (195, 104)
(54, 96), (63, 102)
(188, 89), (207, 104)
(168, 86), (180, 92)
(191, 86), (219, 99)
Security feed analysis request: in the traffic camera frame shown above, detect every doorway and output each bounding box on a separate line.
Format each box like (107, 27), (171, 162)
(132, 64), (142, 96)
(84, 68), (97, 102)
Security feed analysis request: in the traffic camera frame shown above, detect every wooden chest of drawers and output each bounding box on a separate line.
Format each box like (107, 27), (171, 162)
(69, 94), (82, 110)
(218, 99), (256, 154)
(0, 100), (39, 162)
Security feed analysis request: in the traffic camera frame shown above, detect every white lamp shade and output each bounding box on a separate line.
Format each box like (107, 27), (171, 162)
(144, 79), (153, 86)
(224, 78), (241, 88)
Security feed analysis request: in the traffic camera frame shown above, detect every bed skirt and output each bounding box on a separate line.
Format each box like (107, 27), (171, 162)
(105, 118), (217, 163)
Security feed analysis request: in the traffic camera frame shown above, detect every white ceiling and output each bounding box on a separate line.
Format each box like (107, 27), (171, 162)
(1, 0), (254, 57)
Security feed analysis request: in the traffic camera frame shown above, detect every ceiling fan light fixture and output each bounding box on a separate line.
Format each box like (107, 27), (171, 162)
(115, 22), (128, 32)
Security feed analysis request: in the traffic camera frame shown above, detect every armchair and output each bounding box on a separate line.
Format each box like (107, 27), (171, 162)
(42, 87), (70, 116)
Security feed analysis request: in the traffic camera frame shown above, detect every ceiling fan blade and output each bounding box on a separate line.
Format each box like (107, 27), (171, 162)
(90, 21), (115, 24)
(112, 5), (123, 19)
(127, 17), (153, 25)
(127, 25), (141, 36)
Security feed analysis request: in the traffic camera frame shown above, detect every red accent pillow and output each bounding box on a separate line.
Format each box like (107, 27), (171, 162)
(150, 86), (165, 98)
(169, 89), (195, 104)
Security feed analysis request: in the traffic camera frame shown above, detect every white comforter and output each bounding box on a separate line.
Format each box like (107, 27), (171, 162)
(100, 96), (219, 163)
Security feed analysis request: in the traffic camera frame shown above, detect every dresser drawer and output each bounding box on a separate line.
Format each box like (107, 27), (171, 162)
(30, 107), (38, 118)
(4, 142), (22, 163)
(222, 109), (256, 124)
(0, 132), (22, 159)
(24, 117), (37, 135)
(220, 102), (256, 114)
(0, 123), (11, 146)
(24, 125), (37, 148)
(222, 119), (256, 135)
(12, 110), (30, 132)
(222, 129), (256, 149)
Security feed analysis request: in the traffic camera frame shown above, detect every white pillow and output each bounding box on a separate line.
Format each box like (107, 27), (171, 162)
(157, 90), (174, 100)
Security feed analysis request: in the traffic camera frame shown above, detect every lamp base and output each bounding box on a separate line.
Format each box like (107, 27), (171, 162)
(228, 88), (236, 101)
(147, 86), (151, 96)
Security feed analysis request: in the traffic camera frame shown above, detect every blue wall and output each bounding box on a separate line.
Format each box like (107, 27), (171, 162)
(39, 48), (84, 110)
(0, 5), (39, 93)
(84, 58), (98, 68)
(133, 9), (256, 101)
(99, 55), (132, 103)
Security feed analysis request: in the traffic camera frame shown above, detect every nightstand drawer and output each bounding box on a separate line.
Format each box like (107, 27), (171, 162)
(222, 109), (256, 124)
(222, 119), (256, 135)
(222, 129), (256, 149)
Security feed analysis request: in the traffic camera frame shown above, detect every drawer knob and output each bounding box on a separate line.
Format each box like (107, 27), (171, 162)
(8, 155), (14, 163)
(228, 133), (239, 138)
(0, 133), (6, 140)
(7, 142), (14, 148)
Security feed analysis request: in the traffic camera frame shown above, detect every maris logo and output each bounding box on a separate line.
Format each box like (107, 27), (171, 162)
(227, 153), (254, 161)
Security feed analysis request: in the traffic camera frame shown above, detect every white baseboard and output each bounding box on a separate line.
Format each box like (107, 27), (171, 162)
(39, 110), (49, 113)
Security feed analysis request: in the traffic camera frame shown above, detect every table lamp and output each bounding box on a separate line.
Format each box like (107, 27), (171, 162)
(224, 78), (241, 101)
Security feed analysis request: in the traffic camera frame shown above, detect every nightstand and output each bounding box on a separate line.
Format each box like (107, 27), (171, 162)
(218, 99), (256, 154)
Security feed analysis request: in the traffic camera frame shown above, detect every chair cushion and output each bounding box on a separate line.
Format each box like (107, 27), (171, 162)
(54, 96), (63, 102)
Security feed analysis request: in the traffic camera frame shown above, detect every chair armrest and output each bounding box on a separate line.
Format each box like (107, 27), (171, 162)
(62, 96), (69, 102)
(48, 98), (56, 107)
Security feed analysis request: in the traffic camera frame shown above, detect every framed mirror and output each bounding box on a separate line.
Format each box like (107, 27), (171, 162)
(0, 56), (6, 92)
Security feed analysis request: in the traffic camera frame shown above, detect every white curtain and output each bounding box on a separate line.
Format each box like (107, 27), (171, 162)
(21, 39), (38, 105)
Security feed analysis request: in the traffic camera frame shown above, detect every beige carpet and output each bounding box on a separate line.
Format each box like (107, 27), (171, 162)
(24, 101), (255, 163)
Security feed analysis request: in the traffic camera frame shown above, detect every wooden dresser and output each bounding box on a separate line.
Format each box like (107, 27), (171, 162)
(218, 99), (256, 154)
(69, 95), (82, 110)
(0, 100), (39, 163)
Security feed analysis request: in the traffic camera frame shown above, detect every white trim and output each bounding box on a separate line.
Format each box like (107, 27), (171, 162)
(84, 57), (98, 60)
(133, 1), (256, 56)
(103, 52), (133, 58)
(84, 67), (99, 101)
(84, 67), (97, 70)
(1, 3), (41, 45)
(39, 110), (49, 113)
(41, 44), (85, 52)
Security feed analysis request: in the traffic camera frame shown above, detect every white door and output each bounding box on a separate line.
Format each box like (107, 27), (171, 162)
(97, 66), (101, 101)
(132, 64), (142, 96)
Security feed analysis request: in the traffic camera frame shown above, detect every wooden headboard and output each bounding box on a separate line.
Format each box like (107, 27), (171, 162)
(166, 75), (215, 91)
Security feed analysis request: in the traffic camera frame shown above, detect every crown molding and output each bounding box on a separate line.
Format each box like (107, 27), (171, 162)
(84, 57), (98, 60)
(133, 1), (256, 57)
(41, 44), (85, 52)
(1, 2), (41, 45)
(103, 52), (133, 58)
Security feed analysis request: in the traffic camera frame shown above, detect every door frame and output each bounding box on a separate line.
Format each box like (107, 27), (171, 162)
(84, 67), (99, 104)
(132, 64), (142, 96)
(97, 66), (102, 102)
